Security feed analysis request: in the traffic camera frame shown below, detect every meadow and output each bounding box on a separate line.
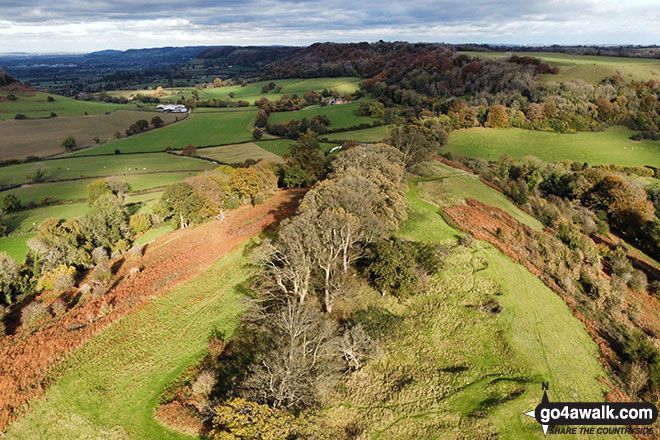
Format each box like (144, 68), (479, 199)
(4, 246), (250, 440)
(462, 51), (660, 84)
(445, 126), (660, 167)
(323, 163), (621, 439)
(0, 153), (214, 187)
(0, 110), (180, 160)
(3, 203), (89, 234)
(0, 233), (35, 262)
(0, 90), (135, 120)
(70, 111), (257, 155)
(255, 138), (337, 156)
(267, 100), (376, 129)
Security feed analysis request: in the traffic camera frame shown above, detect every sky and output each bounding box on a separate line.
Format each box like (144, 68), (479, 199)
(0, 0), (659, 53)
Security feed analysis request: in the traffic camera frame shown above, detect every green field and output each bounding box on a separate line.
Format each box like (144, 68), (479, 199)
(3, 203), (89, 234)
(268, 101), (376, 129)
(1, 172), (198, 205)
(5, 245), (250, 440)
(255, 139), (336, 156)
(0, 154), (213, 187)
(325, 165), (621, 439)
(323, 124), (392, 143)
(462, 51), (660, 84)
(0, 110), (180, 161)
(0, 90), (135, 120)
(70, 111), (257, 155)
(0, 233), (35, 261)
(108, 77), (362, 106)
(445, 126), (660, 167)
(195, 142), (283, 164)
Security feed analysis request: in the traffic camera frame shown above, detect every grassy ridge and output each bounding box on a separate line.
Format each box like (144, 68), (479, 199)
(0, 154), (214, 187)
(462, 51), (660, 84)
(70, 111), (257, 156)
(5, 246), (250, 440)
(445, 126), (660, 167)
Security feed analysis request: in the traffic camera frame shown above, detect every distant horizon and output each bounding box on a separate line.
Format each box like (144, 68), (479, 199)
(1, 0), (659, 53)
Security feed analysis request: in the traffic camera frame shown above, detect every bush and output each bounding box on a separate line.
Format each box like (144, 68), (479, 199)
(629, 270), (648, 293)
(459, 233), (475, 247)
(364, 239), (420, 297)
(129, 213), (152, 235)
(112, 239), (130, 254)
(53, 270), (75, 292)
(50, 298), (66, 315)
(91, 247), (109, 264)
(91, 262), (112, 283)
(37, 265), (77, 292)
(191, 370), (216, 397)
(21, 302), (49, 327)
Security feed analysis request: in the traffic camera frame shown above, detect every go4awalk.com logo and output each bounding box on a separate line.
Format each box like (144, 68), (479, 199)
(523, 383), (658, 436)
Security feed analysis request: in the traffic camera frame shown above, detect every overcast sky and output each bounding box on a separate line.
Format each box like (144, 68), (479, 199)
(1, 0), (659, 53)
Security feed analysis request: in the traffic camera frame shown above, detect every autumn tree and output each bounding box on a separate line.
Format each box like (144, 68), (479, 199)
(284, 132), (325, 182)
(0, 252), (20, 304)
(485, 105), (510, 128)
(87, 180), (112, 205)
(80, 193), (131, 249)
(156, 182), (203, 229)
(151, 115), (164, 128)
(210, 397), (296, 440)
(212, 77), (223, 88)
(2, 194), (21, 213)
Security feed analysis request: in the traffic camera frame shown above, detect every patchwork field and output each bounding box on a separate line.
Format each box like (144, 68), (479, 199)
(462, 51), (660, 84)
(108, 77), (362, 106)
(326, 164), (621, 439)
(267, 100), (376, 129)
(0, 110), (180, 160)
(70, 111), (257, 155)
(0, 90), (135, 120)
(445, 126), (660, 167)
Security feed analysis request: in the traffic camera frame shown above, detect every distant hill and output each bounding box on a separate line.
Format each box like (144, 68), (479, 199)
(196, 46), (299, 66)
(0, 68), (16, 86)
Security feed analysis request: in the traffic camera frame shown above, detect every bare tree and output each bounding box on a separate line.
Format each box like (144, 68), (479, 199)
(338, 323), (380, 371)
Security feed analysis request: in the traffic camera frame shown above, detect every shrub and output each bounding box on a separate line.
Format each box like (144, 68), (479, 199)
(459, 233), (475, 247)
(37, 265), (77, 292)
(112, 239), (130, 254)
(629, 270), (648, 293)
(53, 270), (75, 292)
(50, 298), (66, 315)
(91, 262), (112, 283)
(91, 247), (109, 264)
(210, 398), (295, 440)
(129, 213), (152, 235)
(364, 239), (420, 297)
(21, 302), (49, 327)
(191, 370), (216, 397)
(182, 144), (197, 156)
(79, 283), (92, 295)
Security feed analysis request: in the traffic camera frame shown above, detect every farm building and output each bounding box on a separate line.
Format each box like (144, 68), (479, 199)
(156, 104), (188, 113)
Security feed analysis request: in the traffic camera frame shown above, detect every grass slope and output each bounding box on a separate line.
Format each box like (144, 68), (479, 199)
(3, 203), (89, 234)
(0, 153), (213, 187)
(71, 111), (257, 156)
(0, 90), (135, 120)
(323, 125), (392, 143)
(445, 126), (660, 167)
(267, 101), (376, 129)
(338, 168), (621, 439)
(462, 51), (660, 84)
(0, 111), (179, 161)
(255, 139), (336, 156)
(5, 246), (250, 440)
(0, 233), (35, 262)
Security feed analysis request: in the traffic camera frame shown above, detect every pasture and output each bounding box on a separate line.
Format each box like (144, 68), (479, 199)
(0, 90), (134, 120)
(4, 246), (249, 440)
(445, 126), (660, 167)
(195, 142), (283, 164)
(323, 124), (392, 143)
(327, 166), (618, 439)
(1, 172), (198, 205)
(0, 233), (35, 262)
(3, 203), (89, 234)
(256, 139), (336, 156)
(0, 153), (214, 187)
(462, 51), (660, 84)
(0, 110), (180, 160)
(71, 111), (257, 155)
(267, 100), (376, 129)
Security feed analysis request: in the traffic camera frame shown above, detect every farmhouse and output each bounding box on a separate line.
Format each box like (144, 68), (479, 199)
(156, 104), (188, 113)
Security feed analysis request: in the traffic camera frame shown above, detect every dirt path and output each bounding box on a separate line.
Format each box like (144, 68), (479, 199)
(0, 189), (303, 431)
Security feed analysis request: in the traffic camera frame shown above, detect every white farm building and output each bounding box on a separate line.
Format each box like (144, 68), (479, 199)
(156, 104), (188, 113)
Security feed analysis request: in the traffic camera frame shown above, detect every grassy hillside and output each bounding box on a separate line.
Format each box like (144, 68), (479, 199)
(70, 111), (257, 155)
(321, 164), (623, 439)
(3, 203), (89, 234)
(445, 126), (660, 167)
(0, 90), (134, 120)
(462, 51), (660, 84)
(268, 101), (376, 129)
(0, 233), (35, 261)
(0, 153), (213, 187)
(0, 111), (180, 160)
(255, 139), (336, 156)
(4, 246), (250, 440)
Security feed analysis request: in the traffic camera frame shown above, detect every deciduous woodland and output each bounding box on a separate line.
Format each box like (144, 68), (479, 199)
(2, 40), (660, 439)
